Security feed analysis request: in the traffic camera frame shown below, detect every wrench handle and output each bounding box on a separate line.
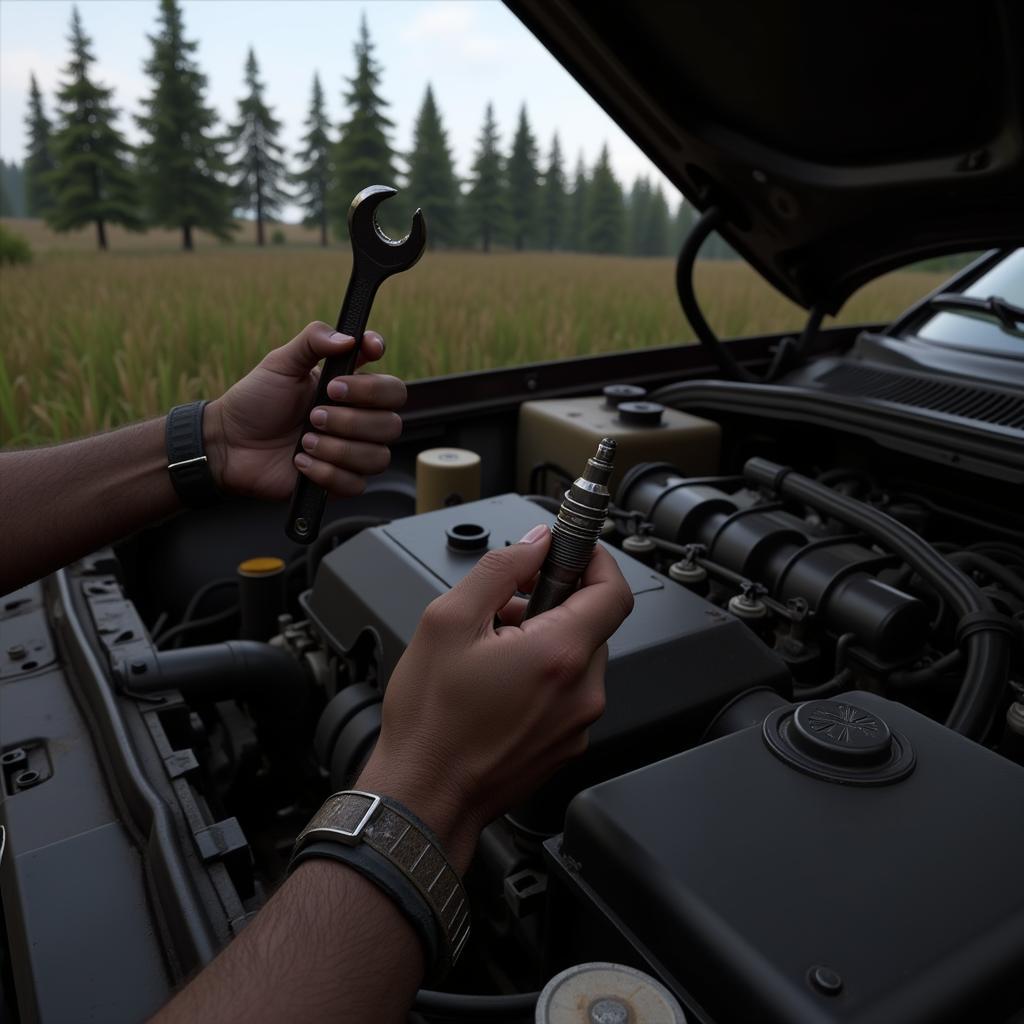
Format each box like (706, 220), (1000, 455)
(285, 269), (383, 545)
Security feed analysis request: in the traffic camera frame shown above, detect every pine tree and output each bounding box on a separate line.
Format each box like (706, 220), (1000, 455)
(626, 176), (651, 256)
(293, 73), (332, 247)
(507, 105), (539, 250)
(1, 161), (28, 217)
(467, 103), (506, 253)
(227, 49), (289, 246)
(540, 133), (566, 250)
(641, 182), (670, 256)
(565, 152), (588, 252)
(24, 74), (55, 217)
(585, 144), (625, 254)
(0, 177), (10, 217)
(670, 197), (696, 254)
(405, 84), (460, 248)
(332, 15), (398, 239)
(47, 7), (140, 249)
(136, 0), (233, 250)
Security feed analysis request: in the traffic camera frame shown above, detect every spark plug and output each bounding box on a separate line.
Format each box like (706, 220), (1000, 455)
(524, 438), (616, 620)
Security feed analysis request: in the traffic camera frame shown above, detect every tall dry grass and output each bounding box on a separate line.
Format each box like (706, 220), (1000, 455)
(0, 219), (945, 446)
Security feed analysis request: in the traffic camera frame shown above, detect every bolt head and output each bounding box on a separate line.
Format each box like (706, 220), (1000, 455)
(809, 965), (843, 995)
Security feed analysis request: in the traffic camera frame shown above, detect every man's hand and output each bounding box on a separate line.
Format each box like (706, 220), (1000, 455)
(203, 321), (407, 501)
(358, 526), (634, 868)
(150, 529), (632, 1024)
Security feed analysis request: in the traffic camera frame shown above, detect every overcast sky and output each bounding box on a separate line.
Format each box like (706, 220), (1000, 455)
(0, 0), (681, 220)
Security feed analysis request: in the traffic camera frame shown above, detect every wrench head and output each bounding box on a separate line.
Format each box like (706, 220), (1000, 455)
(347, 185), (426, 271)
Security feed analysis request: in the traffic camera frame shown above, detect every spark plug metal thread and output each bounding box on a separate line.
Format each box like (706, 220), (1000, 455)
(524, 438), (616, 620)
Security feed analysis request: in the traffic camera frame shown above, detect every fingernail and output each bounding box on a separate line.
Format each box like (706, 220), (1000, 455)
(310, 408), (327, 427)
(302, 432), (319, 452)
(327, 379), (348, 401)
(518, 524), (548, 544)
(295, 453), (312, 469)
(329, 332), (351, 345)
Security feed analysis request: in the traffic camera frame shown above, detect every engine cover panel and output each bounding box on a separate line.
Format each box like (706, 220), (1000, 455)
(555, 691), (1024, 1024)
(305, 495), (791, 825)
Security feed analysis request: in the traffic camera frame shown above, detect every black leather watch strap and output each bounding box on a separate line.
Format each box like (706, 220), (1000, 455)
(289, 791), (470, 979)
(166, 401), (220, 508)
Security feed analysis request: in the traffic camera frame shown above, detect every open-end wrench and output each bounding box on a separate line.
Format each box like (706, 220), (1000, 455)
(286, 185), (426, 544)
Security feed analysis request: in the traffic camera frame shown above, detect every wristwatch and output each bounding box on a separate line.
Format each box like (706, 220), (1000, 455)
(290, 791), (470, 978)
(166, 400), (220, 508)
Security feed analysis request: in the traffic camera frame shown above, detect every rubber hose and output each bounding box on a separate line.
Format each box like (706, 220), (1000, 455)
(889, 649), (963, 688)
(413, 989), (538, 1020)
(743, 458), (1011, 739)
(127, 639), (306, 703)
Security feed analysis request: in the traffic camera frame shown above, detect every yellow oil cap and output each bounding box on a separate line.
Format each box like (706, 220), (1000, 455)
(238, 556), (285, 576)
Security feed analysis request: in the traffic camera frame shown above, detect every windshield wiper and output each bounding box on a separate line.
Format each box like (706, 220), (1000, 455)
(926, 292), (1024, 335)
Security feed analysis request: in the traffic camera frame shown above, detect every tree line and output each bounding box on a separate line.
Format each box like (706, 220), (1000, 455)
(4, 0), (738, 257)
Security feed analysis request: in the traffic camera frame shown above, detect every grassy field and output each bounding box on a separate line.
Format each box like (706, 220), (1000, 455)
(0, 218), (946, 447)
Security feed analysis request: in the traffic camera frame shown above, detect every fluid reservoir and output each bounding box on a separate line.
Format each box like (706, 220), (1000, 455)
(416, 447), (481, 513)
(516, 390), (720, 496)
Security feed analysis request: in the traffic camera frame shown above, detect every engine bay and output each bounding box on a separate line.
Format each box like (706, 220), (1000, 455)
(3, 364), (1024, 1023)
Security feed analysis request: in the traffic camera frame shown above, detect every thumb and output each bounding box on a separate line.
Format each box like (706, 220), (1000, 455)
(262, 321), (356, 378)
(445, 524), (551, 627)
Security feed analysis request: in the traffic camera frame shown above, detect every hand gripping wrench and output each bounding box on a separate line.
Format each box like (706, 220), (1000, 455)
(286, 185), (426, 544)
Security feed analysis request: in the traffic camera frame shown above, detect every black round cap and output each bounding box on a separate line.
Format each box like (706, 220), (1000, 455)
(603, 384), (647, 408)
(791, 699), (892, 767)
(446, 522), (490, 552)
(618, 401), (664, 427)
(762, 699), (915, 786)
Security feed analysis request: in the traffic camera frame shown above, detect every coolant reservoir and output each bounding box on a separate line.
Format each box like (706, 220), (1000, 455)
(516, 388), (720, 495)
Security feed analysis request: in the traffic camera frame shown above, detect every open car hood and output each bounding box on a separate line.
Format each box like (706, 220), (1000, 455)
(507, 0), (1024, 312)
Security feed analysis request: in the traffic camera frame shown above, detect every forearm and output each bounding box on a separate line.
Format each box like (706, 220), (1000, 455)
(152, 859), (426, 1024)
(0, 416), (181, 595)
(151, 754), (480, 1024)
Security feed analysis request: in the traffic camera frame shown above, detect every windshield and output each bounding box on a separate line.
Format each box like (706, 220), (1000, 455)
(912, 249), (1024, 358)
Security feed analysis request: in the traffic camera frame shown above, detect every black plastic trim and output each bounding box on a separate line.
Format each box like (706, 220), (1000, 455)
(48, 569), (220, 973)
(401, 327), (862, 426)
(653, 379), (1024, 482)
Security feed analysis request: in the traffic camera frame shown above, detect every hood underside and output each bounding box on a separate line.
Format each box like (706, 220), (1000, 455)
(508, 0), (1024, 312)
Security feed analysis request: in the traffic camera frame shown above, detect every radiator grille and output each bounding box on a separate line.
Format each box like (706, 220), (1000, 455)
(815, 364), (1024, 430)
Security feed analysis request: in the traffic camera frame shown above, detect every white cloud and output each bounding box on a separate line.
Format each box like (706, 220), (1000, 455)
(402, 1), (500, 63)
(0, 46), (61, 93)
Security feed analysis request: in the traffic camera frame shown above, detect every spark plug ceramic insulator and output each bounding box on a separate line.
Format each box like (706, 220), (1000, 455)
(524, 437), (616, 620)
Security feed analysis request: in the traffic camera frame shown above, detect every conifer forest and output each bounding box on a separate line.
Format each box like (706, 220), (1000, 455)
(1, 2), (944, 446)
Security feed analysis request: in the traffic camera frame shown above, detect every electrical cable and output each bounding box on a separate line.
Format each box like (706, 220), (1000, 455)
(149, 611), (169, 639)
(412, 989), (539, 1020)
(524, 494), (561, 515)
(155, 605), (239, 649)
(676, 207), (757, 382)
(794, 667), (856, 700)
(891, 491), (1024, 544)
(947, 552), (1024, 603)
(675, 207), (822, 383)
(153, 577), (238, 649)
(967, 541), (1024, 564)
(744, 458), (1012, 739)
